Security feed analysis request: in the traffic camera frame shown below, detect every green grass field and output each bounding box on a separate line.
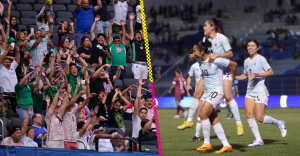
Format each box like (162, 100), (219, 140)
(157, 108), (300, 156)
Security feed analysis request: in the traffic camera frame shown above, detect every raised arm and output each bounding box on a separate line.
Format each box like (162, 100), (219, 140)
(42, 71), (51, 91)
(6, 0), (12, 22)
(92, 64), (110, 81)
(32, 32), (46, 48)
(108, 20), (113, 45)
(0, 45), (12, 63)
(36, 2), (46, 20)
(20, 69), (36, 86)
(79, 109), (93, 137)
(47, 15), (54, 39)
(46, 52), (56, 75)
(87, 106), (98, 131)
(64, 54), (71, 74)
(120, 20), (127, 45)
(69, 22), (75, 34)
(76, 0), (82, 11)
(133, 77), (144, 117)
(129, 12), (135, 40)
(104, 72), (113, 90)
(14, 44), (20, 63)
(94, 0), (102, 12)
(21, 107), (33, 136)
(73, 53), (88, 74)
(142, 117), (154, 135)
(90, 15), (100, 41)
(113, 66), (123, 82)
(0, 2), (4, 16)
(50, 85), (64, 113)
(209, 50), (233, 63)
(111, 88), (120, 110)
(73, 77), (81, 98)
(5, 18), (10, 37)
(119, 91), (130, 112)
(0, 24), (7, 51)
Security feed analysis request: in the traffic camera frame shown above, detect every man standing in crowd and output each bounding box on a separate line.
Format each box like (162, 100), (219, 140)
(32, 113), (47, 147)
(29, 15), (54, 66)
(112, 0), (131, 34)
(129, 13), (147, 79)
(76, 0), (102, 48)
(92, 0), (111, 36)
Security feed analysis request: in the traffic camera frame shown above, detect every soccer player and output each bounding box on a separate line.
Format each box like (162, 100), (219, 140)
(226, 80), (239, 119)
(235, 40), (287, 146)
(202, 18), (244, 136)
(196, 41), (236, 153)
(168, 69), (190, 119)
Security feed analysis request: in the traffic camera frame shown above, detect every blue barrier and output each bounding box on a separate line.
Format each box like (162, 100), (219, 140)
(0, 145), (159, 156)
(155, 96), (300, 108)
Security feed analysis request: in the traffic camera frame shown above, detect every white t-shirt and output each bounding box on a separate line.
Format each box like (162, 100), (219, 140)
(76, 130), (90, 150)
(113, 1), (128, 25)
(0, 61), (19, 92)
(21, 135), (38, 147)
(88, 134), (114, 152)
(1, 137), (24, 146)
(132, 114), (142, 138)
(188, 62), (202, 90)
(136, 5), (141, 23)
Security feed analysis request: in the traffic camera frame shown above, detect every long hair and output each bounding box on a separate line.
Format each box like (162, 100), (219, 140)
(15, 31), (30, 53)
(207, 18), (224, 34)
(44, 52), (53, 64)
(37, 8), (48, 23)
(80, 36), (90, 47)
(10, 16), (19, 32)
(59, 37), (69, 48)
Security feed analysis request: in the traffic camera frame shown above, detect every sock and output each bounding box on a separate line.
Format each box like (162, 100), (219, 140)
(195, 117), (202, 137)
(228, 99), (242, 124)
(178, 105), (185, 112)
(187, 98), (200, 122)
(201, 119), (211, 144)
(227, 106), (231, 116)
(263, 116), (279, 126)
(177, 106), (180, 115)
(213, 122), (230, 147)
(247, 118), (262, 141)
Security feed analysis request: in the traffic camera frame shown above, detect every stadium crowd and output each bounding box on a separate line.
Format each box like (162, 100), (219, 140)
(0, 0), (157, 152)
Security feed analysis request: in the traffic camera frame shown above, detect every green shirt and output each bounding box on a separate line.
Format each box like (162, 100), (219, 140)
(45, 84), (61, 104)
(0, 103), (8, 116)
(15, 82), (34, 108)
(114, 109), (125, 128)
(47, 46), (59, 54)
(108, 43), (127, 67)
(67, 70), (84, 96)
(32, 87), (44, 113)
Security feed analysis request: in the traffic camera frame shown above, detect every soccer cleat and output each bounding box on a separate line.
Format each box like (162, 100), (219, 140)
(174, 115), (180, 119)
(248, 140), (264, 146)
(196, 143), (212, 152)
(184, 111), (188, 118)
(278, 120), (287, 137)
(226, 114), (231, 119)
(190, 136), (199, 142)
(215, 145), (232, 153)
(177, 121), (193, 130)
(236, 123), (244, 136)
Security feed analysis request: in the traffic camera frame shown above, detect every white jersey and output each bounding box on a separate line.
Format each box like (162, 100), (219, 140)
(201, 57), (229, 94)
(243, 54), (271, 96)
(188, 62), (202, 90)
(202, 33), (232, 73)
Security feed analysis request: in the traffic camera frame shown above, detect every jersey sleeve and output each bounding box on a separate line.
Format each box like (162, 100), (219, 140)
(214, 58), (229, 68)
(221, 35), (232, 52)
(188, 65), (194, 77)
(260, 56), (271, 72)
(172, 77), (177, 84)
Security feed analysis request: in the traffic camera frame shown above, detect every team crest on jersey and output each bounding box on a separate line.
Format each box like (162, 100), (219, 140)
(115, 47), (123, 53)
(253, 63), (256, 67)
(214, 43), (217, 48)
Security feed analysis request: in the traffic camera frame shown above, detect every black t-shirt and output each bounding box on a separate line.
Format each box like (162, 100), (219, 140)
(77, 47), (92, 63)
(95, 99), (110, 118)
(108, 108), (124, 128)
(130, 39), (146, 62)
(90, 39), (110, 65)
(58, 26), (70, 42)
(93, 0), (110, 20)
(138, 129), (157, 143)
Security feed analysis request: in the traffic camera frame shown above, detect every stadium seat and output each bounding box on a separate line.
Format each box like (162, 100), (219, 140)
(125, 120), (133, 129)
(125, 128), (132, 137)
(123, 79), (138, 87)
(20, 0), (35, 4)
(16, 4), (33, 11)
(0, 117), (11, 126)
(52, 5), (67, 12)
(18, 25), (28, 31)
(108, 12), (115, 19)
(67, 5), (76, 12)
(127, 6), (134, 13)
(114, 79), (123, 87)
(143, 79), (150, 89)
(21, 18), (36, 25)
(55, 18), (73, 25)
(53, 25), (60, 32)
(131, 0), (137, 6)
(4, 10), (20, 18)
(125, 63), (134, 79)
(37, 0), (46, 4)
(0, 126), (8, 139)
(33, 4), (50, 12)
(105, 128), (125, 137)
(9, 0), (18, 4)
(107, 6), (114, 12)
(57, 11), (74, 19)
(54, 0), (71, 4)
(10, 118), (26, 126)
(28, 25), (39, 31)
(52, 33), (59, 46)
(3, 4), (16, 10)
(21, 11), (37, 18)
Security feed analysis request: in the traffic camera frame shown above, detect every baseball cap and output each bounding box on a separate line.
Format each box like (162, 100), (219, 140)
(7, 38), (15, 43)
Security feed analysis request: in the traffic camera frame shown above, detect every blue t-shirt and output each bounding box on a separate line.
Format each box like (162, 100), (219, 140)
(32, 125), (47, 145)
(75, 7), (95, 33)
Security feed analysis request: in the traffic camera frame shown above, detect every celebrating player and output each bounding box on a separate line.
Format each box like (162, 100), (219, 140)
(202, 18), (244, 136)
(235, 40), (287, 146)
(195, 41), (236, 153)
(168, 69), (190, 118)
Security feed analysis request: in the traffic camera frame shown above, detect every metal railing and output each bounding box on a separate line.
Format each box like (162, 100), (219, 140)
(41, 132), (47, 147)
(77, 139), (87, 150)
(0, 119), (4, 141)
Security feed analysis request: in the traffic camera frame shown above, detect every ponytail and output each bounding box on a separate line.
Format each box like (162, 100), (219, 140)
(217, 19), (224, 34)
(207, 18), (225, 34)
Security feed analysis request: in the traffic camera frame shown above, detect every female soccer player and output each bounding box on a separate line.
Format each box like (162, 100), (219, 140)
(202, 18), (243, 136)
(196, 41), (236, 153)
(235, 40), (287, 146)
(168, 69), (190, 118)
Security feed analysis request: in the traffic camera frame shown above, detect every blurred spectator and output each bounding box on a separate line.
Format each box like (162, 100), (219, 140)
(20, 107), (38, 147)
(58, 21), (75, 42)
(75, 0), (102, 48)
(138, 118), (157, 144)
(29, 15), (54, 66)
(77, 37), (92, 63)
(36, 1), (54, 32)
(135, 5), (142, 32)
(112, 0), (131, 34)
(5, 0), (19, 39)
(92, 0), (111, 36)
(1, 125), (24, 146)
(32, 112), (47, 147)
